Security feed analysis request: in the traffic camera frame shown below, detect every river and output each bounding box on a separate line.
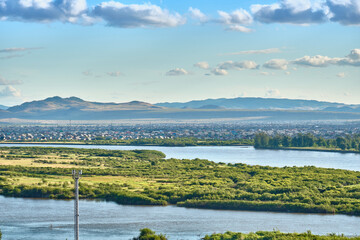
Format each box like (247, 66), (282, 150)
(0, 144), (359, 171)
(0, 196), (359, 240)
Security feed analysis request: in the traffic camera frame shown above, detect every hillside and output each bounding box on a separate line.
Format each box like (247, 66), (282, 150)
(7, 96), (164, 113)
(1, 96), (360, 122)
(156, 97), (359, 111)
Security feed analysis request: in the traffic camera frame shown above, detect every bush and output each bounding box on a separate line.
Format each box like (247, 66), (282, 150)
(133, 228), (167, 240)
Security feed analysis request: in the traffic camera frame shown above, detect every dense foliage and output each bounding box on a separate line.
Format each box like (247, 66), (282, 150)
(254, 133), (360, 152)
(0, 147), (360, 215)
(133, 228), (167, 240)
(203, 231), (360, 240)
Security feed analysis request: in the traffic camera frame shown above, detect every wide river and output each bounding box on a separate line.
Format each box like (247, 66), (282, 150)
(1, 196), (360, 240)
(0, 144), (359, 239)
(1, 143), (359, 171)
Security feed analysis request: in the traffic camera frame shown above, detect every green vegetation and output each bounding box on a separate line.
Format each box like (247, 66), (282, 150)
(133, 228), (167, 240)
(255, 133), (360, 152)
(203, 231), (360, 240)
(3, 134), (360, 154)
(0, 147), (360, 215)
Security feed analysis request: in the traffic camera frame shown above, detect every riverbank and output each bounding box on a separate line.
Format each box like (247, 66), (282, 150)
(255, 146), (360, 154)
(0, 141), (360, 154)
(135, 228), (360, 240)
(202, 230), (360, 240)
(0, 146), (359, 216)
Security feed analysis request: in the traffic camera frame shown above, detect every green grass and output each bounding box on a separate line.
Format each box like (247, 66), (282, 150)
(203, 231), (360, 240)
(0, 147), (360, 215)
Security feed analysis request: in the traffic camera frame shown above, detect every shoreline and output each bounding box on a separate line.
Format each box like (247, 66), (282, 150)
(0, 141), (358, 154)
(0, 194), (358, 217)
(255, 146), (360, 154)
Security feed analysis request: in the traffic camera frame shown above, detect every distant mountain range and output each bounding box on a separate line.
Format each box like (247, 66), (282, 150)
(0, 104), (8, 110)
(156, 97), (360, 112)
(0, 96), (360, 122)
(7, 96), (164, 113)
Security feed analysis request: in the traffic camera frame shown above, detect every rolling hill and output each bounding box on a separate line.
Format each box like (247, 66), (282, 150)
(156, 97), (359, 111)
(0, 96), (360, 122)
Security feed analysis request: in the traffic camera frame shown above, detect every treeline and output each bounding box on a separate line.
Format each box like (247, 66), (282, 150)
(254, 133), (360, 152)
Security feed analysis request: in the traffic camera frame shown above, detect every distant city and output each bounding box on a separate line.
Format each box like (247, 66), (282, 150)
(1, 122), (359, 142)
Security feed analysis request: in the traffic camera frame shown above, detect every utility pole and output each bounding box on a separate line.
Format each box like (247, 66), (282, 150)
(72, 170), (82, 240)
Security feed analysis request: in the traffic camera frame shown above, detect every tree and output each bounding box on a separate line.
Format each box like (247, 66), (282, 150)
(282, 136), (291, 147)
(133, 228), (167, 240)
(336, 137), (347, 150)
(254, 133), (269, 148)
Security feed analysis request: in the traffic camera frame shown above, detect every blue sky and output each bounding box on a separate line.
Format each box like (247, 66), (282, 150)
(0, 0), (359, 106)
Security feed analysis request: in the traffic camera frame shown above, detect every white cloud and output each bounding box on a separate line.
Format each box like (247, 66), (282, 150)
(0, 0), (88, 23)
(260, 72), (270, 75)
(225, 25), (253, 32)
(218, 9), (253, 25)
(188, 7), (208, 23)
(211, 68), (228, 76)
(251, 0), (328, 24)
(221, 48), (281, 56)
(218, 9), (253, 32)
(92, 2), (185, 28)
(337, 72), (346, 78)
(260, 72), (275, 76)
(291, 49), (360, 67)
(0, 47), (42, 60)
(347, 48), (360, 60)
(292, 55), (339, 67)
(0, 75), (23, 85)
(263, 59), (288, 70)
(194, 61), (209, 69)
(218, 60), (259, 70)
(327, 0), (360, 25)
(0, 0), (184, 27)
(265, 88), (281, 97)
(0, 47), (42, 53)
(166, 68), (189, 76)
(107, 71), (122, 77)
(0, 86), (21, 98)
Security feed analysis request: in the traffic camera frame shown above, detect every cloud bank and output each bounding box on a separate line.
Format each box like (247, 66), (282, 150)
(1, 0), (359, 28)
(166, 68), (189, 76)
(0, 0), (184, 27)
(92, 2), (185, 28)
(293, 49), (360, 67)
(0, 86), (21, 98)
(0, 75), (23, 85)
(251, 0), (328, 24)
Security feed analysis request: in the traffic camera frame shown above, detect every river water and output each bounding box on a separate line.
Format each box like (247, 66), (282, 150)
(0, 144), (359, 239)
(0, 144), (359, 171)
(1, 196), (360, 240)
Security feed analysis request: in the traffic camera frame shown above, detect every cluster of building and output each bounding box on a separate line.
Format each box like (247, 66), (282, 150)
(0, 122), (359, 142)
